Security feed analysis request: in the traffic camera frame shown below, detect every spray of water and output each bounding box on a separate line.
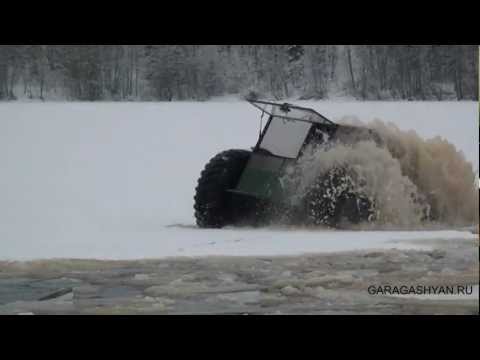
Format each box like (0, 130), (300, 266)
(286, 116), (478, 229)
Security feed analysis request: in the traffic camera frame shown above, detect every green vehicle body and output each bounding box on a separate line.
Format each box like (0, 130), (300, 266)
(234, 154), (289, 201)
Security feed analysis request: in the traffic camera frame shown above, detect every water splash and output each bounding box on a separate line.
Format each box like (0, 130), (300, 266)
(283, 117), (478, 228)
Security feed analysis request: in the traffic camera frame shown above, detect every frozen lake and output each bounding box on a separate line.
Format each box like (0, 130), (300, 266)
(0, 101), (478, 260)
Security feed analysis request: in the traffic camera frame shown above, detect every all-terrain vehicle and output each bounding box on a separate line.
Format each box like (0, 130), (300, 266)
(194, 100), (384, 228)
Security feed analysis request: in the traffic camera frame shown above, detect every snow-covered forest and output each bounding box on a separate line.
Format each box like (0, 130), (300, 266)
(0, 45), (478, 101)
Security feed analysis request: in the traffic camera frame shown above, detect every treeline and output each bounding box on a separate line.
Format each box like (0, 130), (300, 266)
(0, 45), (477, 101)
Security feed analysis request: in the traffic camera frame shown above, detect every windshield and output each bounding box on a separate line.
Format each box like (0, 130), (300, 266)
(259, 117), (312, 159)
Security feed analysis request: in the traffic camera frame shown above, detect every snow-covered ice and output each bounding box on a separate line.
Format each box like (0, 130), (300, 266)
(1, 226), (477, 261)
(0, 101), (477, 261)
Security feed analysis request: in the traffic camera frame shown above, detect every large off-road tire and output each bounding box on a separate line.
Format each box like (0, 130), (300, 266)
(304, 166), (375, 228)
(194, 149), (251, 228)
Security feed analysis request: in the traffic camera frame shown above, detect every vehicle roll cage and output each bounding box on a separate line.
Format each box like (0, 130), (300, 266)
(247, 99), (336, 126)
